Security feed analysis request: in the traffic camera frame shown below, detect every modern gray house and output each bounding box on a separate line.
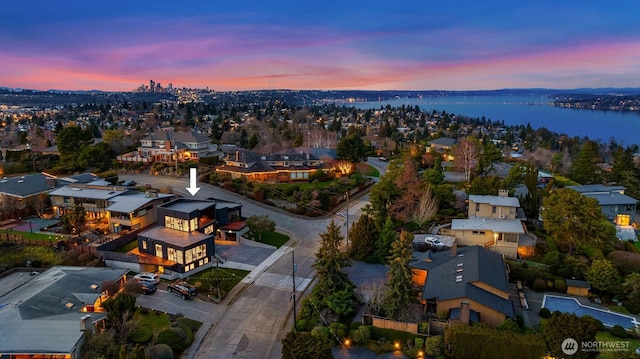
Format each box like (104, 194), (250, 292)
(566, 185), (638, 226)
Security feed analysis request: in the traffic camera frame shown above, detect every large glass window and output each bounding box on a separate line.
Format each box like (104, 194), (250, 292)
(167, 247), (183, 264)
(185, 244), (207, 264)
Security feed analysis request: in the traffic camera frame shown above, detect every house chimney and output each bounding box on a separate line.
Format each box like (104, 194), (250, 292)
(460, 301), (470, 325)
(498, 189), (508, 197)
(80, 314), (92, 331)
(451, 243), (457, 256)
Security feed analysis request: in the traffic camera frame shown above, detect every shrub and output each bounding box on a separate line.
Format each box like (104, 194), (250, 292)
(532, 278), (547, 292)
(554, 279), (567, 292)
(129, 325), (153, 344)
(610, 325), (630, 338)
(581, 315), (604, 332)
(425, 335), (445, 358)
(539, 308), (551, 318)
(546, 280), (554, 290)
(156, 329), (187, 352)
(147, 344), (174, 359)
(607, 251), (640, 275)
(295, 319), (309, 331)
(418, 322), (429, 334)
(311, 326), (330, 338)
(350, 325), (371, 344)
(414, 337), (424, 349)
(176, 317), (201, 333)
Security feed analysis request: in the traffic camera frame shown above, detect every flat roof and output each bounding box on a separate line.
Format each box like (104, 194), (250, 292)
(159, 199), (216, 214)
(451, 218), (525, 233)
(0, 267), (127, 355)
(139, 226), (212, 247)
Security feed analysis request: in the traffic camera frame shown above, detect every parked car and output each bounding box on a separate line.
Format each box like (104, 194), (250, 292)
(167, 281), (198, 300)
(424, 237), (445, 248)
(133, 272), (160, 284)
(122, 180), (137, 187)
(380, 156), (389, 162)
(139, 280), (157, 295)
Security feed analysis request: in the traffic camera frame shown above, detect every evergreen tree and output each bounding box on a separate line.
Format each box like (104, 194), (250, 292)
(570, 140), (602, 184)
(312, 220), (352, 302)
(281, 331), (333, 359)
(348, 215), (379, 260)
(585, 259), (620, 295)
(374, 217), (397, 263)
(384, 231), (415, 320)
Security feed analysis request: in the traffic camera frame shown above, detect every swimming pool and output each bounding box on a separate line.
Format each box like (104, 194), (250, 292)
(542, 295), (638, 330)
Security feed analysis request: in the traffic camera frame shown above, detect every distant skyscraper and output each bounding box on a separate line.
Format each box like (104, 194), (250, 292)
(150, 80), (155, 92)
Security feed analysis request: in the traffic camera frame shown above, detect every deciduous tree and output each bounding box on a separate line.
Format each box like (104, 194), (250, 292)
(452, 137), (480, 182)
(246, 215), (276, 242)
(103, 293), (137, 343)
(585, 259), (620, 295)
(543, 312), (598, 359)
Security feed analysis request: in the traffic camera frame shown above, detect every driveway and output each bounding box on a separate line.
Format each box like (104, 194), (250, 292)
(118, 167), (390, 359)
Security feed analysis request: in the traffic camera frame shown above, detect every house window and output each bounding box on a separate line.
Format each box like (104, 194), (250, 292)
(64, 197), (71, 204)
(475, 203), (480, 212)
(155, 244), (163, 258)
(142, 241), (147, 250)
(626, 204), (635, 211)
(472, 230), (486, 235)
(613, 206), (618, 212)
(492, 206), (496, 214)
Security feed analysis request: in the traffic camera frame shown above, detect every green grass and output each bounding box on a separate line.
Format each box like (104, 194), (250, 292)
(553, 175), (580, 187)
(114, 240), (139, 253)
(365, 165), (380, 178)
(0, 229), (66, 242)
(247, 230), (290, 248)
(635, 241), (640, 252)
(188, 267), (250, 298)
(134, 308), (172, 336)
(595, 331), (640, 359)
(608, 305), (631, 314)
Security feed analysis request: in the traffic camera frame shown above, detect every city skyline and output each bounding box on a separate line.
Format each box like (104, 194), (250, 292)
(2, 1), (640, 92)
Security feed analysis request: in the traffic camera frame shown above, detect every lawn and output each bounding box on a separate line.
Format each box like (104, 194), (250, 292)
(0, 228), (66, 242)
(246, 230), (290, 248)
(131, 308), (202, 351)
(635, 241), (640, 252)
(595, 331), (640, 359)
(365, 164), (380, 178)
(188, 267), (250, 300)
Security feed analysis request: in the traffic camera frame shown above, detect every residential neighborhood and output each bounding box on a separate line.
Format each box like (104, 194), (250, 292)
(0, 89), (639, 359)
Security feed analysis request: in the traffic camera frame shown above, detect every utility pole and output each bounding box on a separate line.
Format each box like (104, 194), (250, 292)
(291, 250), (297, 330)
(345, 191), (349, 252)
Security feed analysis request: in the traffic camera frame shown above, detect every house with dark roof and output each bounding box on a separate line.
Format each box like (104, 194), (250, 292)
(566, 184), (638, 226)
(117, 129), (217, 164)
(449, 190), (535, 258)
(411, 245), (514, 328)
(0, 266), (128, 359)
(135, 198), (245, 275)
(216, 145), (335, 183)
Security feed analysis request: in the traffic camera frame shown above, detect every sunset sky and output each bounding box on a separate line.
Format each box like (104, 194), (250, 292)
(2, 1), (640, 91)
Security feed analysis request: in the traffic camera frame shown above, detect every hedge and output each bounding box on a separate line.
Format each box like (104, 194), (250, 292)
(445, 324), (546, 359)
(129, 325), (153, 344)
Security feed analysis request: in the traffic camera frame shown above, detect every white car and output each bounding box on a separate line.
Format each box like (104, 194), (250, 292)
(133, 272), (160, 284)
(424, 237), (445, 247)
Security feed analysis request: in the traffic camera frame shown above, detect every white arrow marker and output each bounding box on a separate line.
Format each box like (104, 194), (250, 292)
(186, 167), (201, 196)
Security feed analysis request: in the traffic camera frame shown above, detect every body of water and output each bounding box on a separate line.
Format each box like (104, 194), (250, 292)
(349, 95), (640, 146)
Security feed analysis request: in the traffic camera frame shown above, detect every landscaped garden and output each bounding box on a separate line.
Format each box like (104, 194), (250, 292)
(187, 267), (250, 302)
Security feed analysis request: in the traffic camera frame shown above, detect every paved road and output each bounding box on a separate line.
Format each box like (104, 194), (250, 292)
(119, 159), (387, 359)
